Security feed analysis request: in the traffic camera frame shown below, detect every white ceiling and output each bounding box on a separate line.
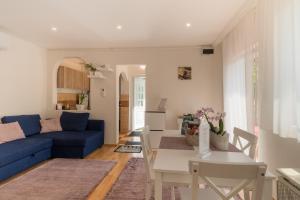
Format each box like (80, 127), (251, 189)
(0, 0), (247, 49)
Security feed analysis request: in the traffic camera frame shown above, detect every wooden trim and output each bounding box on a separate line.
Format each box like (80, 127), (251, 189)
(145, 111), (166, 113)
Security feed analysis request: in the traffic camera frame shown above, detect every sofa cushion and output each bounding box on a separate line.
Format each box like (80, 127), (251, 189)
(0, 137), (52, 168)
(87, 120), (105, 132)
(0, 122), (25, 144)
(34, 131), (102, 147)
(60, 112), (89, 131)
(40, 118), (62, 133)
(1, 115), (41, 137)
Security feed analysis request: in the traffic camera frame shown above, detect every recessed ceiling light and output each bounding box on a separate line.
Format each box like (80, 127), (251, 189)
(186, 23), (191, 28)
(116, 25), (123, 30)
(51, 27), (58, 32)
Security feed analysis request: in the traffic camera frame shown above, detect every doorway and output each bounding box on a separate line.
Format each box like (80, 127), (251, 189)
(133, 76), (146, 130)
(116, 65), (146, 142)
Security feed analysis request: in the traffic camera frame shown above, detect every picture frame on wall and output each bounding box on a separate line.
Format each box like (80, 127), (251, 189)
(178, 66), (192, 80)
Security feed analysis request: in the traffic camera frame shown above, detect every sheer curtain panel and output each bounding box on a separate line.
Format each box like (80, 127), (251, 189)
(222, 11), (257, 136)
(257, 0), (300, 140)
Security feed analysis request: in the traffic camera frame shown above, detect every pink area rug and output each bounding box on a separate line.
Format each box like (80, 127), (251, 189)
(105, 158), (180, 200)
(0, 158), (116, 200)
(105, 158), (242, 200)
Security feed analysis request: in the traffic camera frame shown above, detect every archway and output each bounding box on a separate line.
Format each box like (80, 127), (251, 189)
(54, 57), (90, 111)
(118, 72), (129, 137)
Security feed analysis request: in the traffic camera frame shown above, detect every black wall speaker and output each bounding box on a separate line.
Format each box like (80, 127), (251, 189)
(202, 48), (214, 55)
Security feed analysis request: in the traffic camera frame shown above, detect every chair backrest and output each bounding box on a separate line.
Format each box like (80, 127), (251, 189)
(140, 126), (153, 181)
(233, 127), (258, 159)
(189, 160), (267, 200)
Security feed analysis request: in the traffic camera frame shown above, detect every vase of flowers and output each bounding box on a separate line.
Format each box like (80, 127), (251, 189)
(196, 107), (229, 151)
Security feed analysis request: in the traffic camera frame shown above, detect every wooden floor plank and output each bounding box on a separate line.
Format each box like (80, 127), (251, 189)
(87, 136), (142, 200)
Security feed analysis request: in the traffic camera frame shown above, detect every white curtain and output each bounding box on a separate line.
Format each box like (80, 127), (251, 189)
(223, 11), (257, 136)
(257, 0), (300, 140)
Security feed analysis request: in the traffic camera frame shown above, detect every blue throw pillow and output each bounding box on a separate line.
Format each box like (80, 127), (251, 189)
(60, 112), (90, 131)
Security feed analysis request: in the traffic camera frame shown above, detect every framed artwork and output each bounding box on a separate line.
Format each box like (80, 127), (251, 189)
(178, 66), (192, 80)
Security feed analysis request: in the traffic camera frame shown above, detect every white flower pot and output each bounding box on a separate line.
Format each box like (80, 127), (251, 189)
(76, 104), (85, 111)
(210, 132), (229, 151)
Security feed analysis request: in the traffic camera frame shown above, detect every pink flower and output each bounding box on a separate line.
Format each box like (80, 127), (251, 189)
(220, 112), (226, 119)
(207, 107), (214, 113)
(202, 107), (214, 113)
(195, 110), (204, 118)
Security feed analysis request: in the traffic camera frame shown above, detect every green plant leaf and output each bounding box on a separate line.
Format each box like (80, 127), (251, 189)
(219, 119), (224, 133)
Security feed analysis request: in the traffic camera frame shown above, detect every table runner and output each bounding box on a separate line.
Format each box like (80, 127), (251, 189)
(159, 136), (240, 152)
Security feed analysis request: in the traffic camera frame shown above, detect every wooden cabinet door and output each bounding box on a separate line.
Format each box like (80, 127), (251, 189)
(57, 67), (65, 88)
(74, 70), (83, 90)
(119, 95), (129, 133)
(120, 107), (129, 133)
(57, 66), (90, 91)
(63, 67), (73, 89)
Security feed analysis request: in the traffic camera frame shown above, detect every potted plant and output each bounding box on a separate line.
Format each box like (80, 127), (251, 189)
(196, 107), (228, 150)
(181, 113), (198, 134)
(76, 93), (87, 110)
(180, 114), (200, 146)
(185, 122), (200, 146)
(85, 63), (97, 76)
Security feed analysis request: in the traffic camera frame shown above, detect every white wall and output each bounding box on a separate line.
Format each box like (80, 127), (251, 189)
(0, 31), (47, 117)
(258, 130), (300, 197)
(259, 130), (300, 174)
(46, 46), (223, 144)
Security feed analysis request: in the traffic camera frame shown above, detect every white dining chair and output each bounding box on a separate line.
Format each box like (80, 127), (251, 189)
(140, 126), (175, 200)
(233, 127), (258, 160)
(179, 160), (267, 200)
(233, 127), (259, 200)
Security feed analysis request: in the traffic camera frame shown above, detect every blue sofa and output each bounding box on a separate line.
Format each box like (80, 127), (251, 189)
(0, 113), (104, 181)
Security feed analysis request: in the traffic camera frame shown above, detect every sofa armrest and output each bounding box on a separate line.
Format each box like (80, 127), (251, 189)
(87, 120), (105, 132)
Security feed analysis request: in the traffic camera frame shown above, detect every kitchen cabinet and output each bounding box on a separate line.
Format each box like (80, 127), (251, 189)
(57, 66), (90, 91)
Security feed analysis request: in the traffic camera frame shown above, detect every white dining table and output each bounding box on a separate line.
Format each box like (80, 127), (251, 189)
(153, 149), (275, 200)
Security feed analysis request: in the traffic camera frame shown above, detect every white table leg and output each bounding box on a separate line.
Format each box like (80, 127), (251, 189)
(262, 178), (273, 200)
(155, 172), (163, 200)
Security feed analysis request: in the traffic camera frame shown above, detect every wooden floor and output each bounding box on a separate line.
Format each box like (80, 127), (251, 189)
(86, 133), (142, 200)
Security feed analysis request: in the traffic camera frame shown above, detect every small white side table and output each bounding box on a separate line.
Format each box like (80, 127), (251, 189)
(145, 111), (166, 131)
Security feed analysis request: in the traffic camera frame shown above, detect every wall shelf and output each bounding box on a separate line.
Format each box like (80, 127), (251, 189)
(56, 109), (91, 113)
(88, 74), (106, 79)
(86, 65), (113, 79)
(88, 71), (107, 79)
(96, 65), (114, 72)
